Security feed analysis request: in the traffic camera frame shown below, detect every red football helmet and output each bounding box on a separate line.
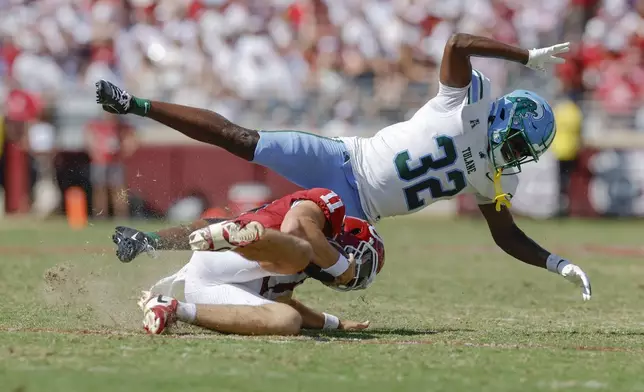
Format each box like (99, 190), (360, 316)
(331, 217), (385, 291)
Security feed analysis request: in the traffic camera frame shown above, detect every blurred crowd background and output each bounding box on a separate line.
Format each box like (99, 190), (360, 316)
(1, 0), (644, 221)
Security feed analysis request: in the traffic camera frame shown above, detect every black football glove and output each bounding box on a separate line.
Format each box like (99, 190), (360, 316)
(112, 226), (158, 263)
(95, 80), (150, 116)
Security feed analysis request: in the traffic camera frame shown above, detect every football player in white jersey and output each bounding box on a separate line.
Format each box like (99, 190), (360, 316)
(96, 33), (591, 301)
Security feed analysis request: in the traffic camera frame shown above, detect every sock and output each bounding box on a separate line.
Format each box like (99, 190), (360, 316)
(130, 96), (151, 117)
(176, 302), (197, 323)
(144, 232), (161, 248)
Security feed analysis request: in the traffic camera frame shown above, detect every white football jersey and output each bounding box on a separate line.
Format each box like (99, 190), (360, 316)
(341, 69), (518, 222)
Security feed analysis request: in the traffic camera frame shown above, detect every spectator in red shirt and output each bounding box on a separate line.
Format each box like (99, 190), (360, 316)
(85, 113), (138, 219)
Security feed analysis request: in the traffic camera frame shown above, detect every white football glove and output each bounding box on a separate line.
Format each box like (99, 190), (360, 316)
(524, 42), (570, 72)
(547, 254), (591, 301)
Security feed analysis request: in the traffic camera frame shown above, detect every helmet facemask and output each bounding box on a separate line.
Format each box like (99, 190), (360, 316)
(329, 240), (379, 292)
(486, 91), (556, 211)
(488, 100), (542, 173)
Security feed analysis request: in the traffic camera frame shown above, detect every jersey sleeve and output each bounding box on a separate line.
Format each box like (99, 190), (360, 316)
(431, 69), (491, 112)
(466, 68), (492, 106)
(432, 82), (469, 113)
(300, 188), (346, 237)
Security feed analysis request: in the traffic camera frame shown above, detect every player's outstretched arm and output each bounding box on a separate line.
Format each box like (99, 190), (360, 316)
(285, 297), (369, 331)
(479, 204), (591, 301)
(95, 80), (259, 160)
(440, 33), (568, 88)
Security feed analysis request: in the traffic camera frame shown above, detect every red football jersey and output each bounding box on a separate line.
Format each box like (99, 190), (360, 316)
(235, 188), (345, 238)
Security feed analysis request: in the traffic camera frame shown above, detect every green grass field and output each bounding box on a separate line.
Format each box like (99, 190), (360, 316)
(1, 216), (644, 392)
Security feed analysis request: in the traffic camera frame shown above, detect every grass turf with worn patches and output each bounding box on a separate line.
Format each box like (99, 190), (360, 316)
(1, 217), (644, 392)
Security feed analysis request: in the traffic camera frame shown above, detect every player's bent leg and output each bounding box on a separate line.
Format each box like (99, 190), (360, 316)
(185, 280), (301, 335)
(253, 131), (368, 220)
(253, 131), (346, 188)
(186, 251), (277, 285)
(141, 293), (301, 335)
(193, 302), (301, 336)
(142, 257), (303, 335)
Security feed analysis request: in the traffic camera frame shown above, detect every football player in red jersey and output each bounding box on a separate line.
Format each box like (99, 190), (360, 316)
(112, 188), (386, 335)
(188, 187), (353, 282)
(114, 188), (358, 285)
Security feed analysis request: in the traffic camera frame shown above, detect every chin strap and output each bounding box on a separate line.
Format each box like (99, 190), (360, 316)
(493, 168), (512, 212)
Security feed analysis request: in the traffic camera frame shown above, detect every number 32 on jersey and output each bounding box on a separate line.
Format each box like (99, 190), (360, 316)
(394, 135), (466, 211)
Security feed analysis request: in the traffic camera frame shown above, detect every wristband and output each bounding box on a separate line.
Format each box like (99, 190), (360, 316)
(322, 254), (350, 277)
(546, 253), (569, 274)
(323, 313), (340, 330)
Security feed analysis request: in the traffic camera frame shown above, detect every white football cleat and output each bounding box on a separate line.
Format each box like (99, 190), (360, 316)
(142, 295), (178, 335)
(188, 220), (265, 251)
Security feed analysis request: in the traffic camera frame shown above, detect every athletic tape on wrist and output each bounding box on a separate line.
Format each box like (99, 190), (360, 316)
(323, 313), (340, 330)
(546, 253), (568, 274)
(322, 254), (350, 277)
